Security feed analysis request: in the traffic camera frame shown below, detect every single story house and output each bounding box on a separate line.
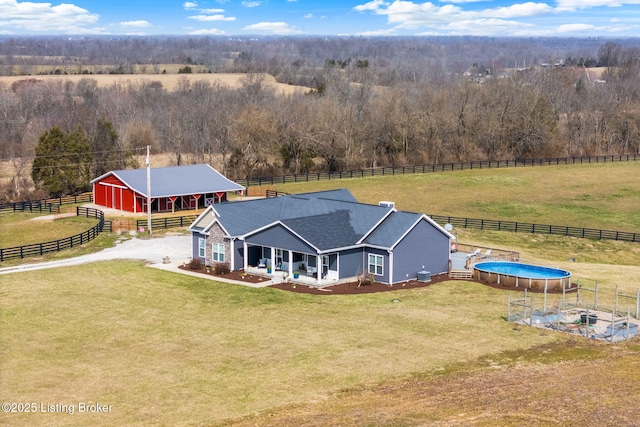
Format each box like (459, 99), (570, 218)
(91, 164), (245, 213)
(188, 189), (453, 286)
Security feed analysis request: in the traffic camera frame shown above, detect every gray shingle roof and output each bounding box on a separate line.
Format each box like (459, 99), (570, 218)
(91, 164), (244, 198)
(282, 210), (361, 251)
(191, 189), (447, 252)
(363, 211), (423, 248)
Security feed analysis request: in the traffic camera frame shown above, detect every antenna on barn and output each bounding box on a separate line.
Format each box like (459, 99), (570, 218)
(146, 145), (152, 235)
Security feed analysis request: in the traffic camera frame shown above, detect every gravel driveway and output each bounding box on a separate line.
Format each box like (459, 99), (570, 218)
(0, 234), (192, 275)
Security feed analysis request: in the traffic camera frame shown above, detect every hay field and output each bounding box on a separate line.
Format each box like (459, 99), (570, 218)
(0, 72), (307, 95)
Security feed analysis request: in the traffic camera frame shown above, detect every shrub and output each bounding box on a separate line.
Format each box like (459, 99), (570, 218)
(187, 258), (204, 270)
(214, 263), (230, 275)
(357, 272), (375, 288)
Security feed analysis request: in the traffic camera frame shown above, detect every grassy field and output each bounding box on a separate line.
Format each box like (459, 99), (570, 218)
(0, 72), (306, 95)
(0, 213), (99, 247)
(1, 161), (639, 426)
(274, 162), (640, 233)
(0, 261), (560, 427)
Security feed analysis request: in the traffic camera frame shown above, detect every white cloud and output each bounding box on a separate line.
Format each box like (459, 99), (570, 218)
(201, 8), (225, 13)
(483, 2), (553, 18)
(556, 23), (599, 32)
(242, 1), (262, 7)
(446, 18), (530, 34)
(356, 27), (399, 35)
(183, 2), (198, 9)
(188, 14), (235, 21)
(304, 13), (314, 18)
(378, 2), (465, 29)
(0, 0), (100, 33)
(354, 1), (555, 33)
(556, 0), (640, 10)
(120, 20), (152, 28)
(189, 28), (227, 34)
(243, 21), (298, 34)
(354, 0), (389, 12)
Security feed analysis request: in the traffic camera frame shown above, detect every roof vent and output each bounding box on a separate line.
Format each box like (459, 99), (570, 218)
(378, 201), (395, 208)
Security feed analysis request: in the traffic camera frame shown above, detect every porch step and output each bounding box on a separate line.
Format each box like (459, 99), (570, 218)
(449, 269), (473, 280)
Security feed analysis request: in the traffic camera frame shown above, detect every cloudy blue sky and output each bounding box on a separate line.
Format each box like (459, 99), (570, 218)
(0, 0), (639, 37)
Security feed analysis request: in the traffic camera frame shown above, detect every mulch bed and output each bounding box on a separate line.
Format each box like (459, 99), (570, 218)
(178, 265), (267, 284)
(270, 273), (454, 295)
(177, 266), (576, 295)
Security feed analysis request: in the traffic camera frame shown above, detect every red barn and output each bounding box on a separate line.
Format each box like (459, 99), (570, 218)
(91, 164), (245, 213)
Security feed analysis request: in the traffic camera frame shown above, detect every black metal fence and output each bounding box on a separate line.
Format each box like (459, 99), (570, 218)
(0, 207), (105, 262)
(236, 154), (640, 187)
(0, 192), (93, 214)
(428, 214), (639, 243)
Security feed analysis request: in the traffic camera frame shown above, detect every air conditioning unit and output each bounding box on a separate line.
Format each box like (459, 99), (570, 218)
(378, 201), (395, 208)
(417, 271), (431, 282)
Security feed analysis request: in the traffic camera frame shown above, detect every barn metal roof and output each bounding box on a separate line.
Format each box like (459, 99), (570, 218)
(91, 164), (245, 198)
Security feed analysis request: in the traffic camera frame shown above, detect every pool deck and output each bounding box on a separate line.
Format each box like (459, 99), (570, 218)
(450, 250), (472, 270)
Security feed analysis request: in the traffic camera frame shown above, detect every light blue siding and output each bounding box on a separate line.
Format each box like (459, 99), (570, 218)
(233, 239), (244, 270)
(392, 219), (449, 283)
(191, 232), (206, 263)
(366, 247), (390, 284)
(246, 224), (316, 254)
(338, 248), (365, 279)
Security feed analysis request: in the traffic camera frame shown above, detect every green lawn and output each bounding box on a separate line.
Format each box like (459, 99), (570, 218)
(0, 261), (559, 426)
(0, 213), (99, 248)
(275, 162), (640, 233)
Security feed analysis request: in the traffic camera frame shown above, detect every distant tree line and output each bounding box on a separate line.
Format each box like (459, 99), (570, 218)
(0, 37), (639, 199)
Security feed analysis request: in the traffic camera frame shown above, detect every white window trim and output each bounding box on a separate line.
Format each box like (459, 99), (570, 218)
(212, 242), (225, 262)
(198, 238), (206, 258)
(368, 253), (384, 276)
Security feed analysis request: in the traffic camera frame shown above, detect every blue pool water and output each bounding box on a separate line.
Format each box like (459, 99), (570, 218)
(474, 261), (571, 279)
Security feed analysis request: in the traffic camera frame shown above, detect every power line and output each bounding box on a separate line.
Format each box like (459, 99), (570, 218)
(0, 146), (146, 163)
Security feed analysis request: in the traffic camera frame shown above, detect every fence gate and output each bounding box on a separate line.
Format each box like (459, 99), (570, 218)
(508, 289), (534, 323)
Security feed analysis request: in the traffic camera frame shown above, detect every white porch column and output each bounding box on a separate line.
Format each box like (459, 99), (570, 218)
(388, 250), (393, 285)
(316, 255), (322, 284)
(243, 239), (248, 271)
(288, 250), (293, 276)
(230, 238), (235, 271)
(271, 249), (275, 274)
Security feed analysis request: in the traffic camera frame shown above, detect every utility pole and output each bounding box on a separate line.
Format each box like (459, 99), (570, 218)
(146, 145), (152, 235)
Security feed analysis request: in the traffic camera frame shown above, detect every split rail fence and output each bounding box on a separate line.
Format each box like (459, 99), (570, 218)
(236, 154), (640, 187)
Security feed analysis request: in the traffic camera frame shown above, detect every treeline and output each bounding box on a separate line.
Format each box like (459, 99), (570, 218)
(1, 37), (640, 200)
(1, 36), (636, 83)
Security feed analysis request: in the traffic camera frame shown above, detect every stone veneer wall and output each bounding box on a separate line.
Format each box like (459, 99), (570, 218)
(206, 222), (230, 267)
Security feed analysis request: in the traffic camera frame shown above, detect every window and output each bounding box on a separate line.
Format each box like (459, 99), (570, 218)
(368, 254), (383, 276)
(198, 238), (206, 258)
(213, 243), (225, 262)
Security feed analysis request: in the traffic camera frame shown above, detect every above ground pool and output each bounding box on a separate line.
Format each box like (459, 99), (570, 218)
(474, 261), (572, 291)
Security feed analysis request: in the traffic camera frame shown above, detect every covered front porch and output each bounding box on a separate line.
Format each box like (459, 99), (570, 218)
(242, 243), (340, 287)
(242, 265), (355, 288)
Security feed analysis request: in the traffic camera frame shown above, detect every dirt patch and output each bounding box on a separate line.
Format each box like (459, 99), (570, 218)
(226, 340), (640, 427)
